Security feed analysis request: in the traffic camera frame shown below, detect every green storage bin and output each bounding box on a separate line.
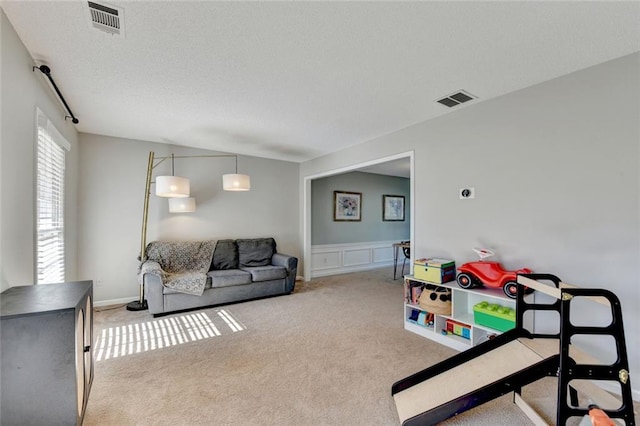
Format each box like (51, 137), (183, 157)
(473, 301), (515, 332)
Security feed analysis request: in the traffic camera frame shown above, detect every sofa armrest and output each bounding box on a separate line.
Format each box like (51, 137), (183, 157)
(140, 260), (163, 277)
(141, 261), (165, 314)
(272, 253), (298, 293)
(144, 274), (165, 314)
(272, 253), (296, 270)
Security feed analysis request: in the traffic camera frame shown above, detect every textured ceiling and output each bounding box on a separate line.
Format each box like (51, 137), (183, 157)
(2, 1), (639, 163)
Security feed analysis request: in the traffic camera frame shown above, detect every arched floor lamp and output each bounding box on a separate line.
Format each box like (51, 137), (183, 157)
(126, 151), (250, 311)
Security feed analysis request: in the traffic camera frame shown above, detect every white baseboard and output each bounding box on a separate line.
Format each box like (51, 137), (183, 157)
(94, 297), (137, 308)
(311, 262), (394, 278)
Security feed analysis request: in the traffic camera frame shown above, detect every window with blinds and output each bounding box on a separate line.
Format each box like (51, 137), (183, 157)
(36, 108), (70, 284)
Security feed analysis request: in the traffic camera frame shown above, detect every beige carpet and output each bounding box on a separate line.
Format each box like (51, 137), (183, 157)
(83, 269), (627, 425)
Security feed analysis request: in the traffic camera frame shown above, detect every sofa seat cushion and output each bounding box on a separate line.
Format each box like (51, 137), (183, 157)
(163, 276), (213, 295)
(240, 265), (286, 282)
(208, 269), (252, 288)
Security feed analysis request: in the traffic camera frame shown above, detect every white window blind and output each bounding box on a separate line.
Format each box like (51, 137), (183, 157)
(36, 108), (70, 284)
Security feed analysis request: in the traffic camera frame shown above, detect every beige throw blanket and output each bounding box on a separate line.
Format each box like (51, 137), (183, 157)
(139, 240), (217, 296)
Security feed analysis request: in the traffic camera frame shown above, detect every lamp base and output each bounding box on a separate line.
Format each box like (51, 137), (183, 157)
(126, 300), (148, 311)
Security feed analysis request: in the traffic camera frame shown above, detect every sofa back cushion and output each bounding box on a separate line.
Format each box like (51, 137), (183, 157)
(211, 239), (239, 270)
(237, 238), (276, 267)
(147, 240), (215, 273)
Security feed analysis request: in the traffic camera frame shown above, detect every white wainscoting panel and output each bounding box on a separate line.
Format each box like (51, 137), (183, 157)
(373, 246), (394, 263)
(311, 251), (341, 271)
(311, 241), (398, 278)
(343, 249), (371, 267)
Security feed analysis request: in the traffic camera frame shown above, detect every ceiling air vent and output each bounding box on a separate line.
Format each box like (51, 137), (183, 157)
(437, 90), (476, 108)
(86, 1), (125, 37)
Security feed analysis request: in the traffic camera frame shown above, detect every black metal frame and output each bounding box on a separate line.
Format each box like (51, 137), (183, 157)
(391, 273), (635, 425)
(555, 286), (634, 425)
(33, 65), (79, 124)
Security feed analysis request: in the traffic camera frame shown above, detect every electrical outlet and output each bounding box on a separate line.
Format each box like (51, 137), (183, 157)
(96, 278), (104, 287)
(459, 187), (475, 199)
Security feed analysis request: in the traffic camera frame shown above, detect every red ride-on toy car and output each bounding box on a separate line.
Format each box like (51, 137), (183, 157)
(456, 249), (532, 298)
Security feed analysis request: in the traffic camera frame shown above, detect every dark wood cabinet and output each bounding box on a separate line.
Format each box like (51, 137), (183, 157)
(1, 281), (94, 425)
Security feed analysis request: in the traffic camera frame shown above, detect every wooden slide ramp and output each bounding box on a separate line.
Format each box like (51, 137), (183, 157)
(393, 337), (559, 425)
(393, 273), (635, 425)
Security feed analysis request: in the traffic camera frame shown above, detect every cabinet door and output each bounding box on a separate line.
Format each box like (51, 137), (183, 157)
(75, 309), (86, 417)
(84, 295), (93, 391)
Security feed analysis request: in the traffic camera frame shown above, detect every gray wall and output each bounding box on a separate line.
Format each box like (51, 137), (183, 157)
(1, 10), (79, 291)
(301, 53), (640, 383)
(311, 171), (409, 245)
(2, 8), (301, 303)
(77, 134), (300, 303)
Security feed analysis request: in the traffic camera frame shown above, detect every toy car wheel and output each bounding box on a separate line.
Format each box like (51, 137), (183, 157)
(456, 273), (475, 289)
(503, 281), (518, 299)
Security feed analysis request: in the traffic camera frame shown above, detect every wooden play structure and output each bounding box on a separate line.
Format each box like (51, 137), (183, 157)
(392, 273), (635, 425)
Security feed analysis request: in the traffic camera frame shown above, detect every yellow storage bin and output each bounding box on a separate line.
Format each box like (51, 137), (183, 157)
(414, 258), (456, 283)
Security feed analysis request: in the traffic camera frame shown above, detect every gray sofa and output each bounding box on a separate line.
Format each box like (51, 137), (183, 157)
(142, 238), (297, 316)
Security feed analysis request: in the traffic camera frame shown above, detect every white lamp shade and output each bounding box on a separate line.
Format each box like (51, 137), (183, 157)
(156, 176), (190, 197)
(223, 174), (251, 191)
(168, 197), (196, 213)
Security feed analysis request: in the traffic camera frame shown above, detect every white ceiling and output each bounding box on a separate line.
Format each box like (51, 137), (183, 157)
(2, 1), (639, 163)
(358, 158), (411, 179)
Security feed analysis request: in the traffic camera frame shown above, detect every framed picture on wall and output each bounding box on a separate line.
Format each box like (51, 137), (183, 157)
(383, 195), (405, 221)
(334, 191), (362, 221)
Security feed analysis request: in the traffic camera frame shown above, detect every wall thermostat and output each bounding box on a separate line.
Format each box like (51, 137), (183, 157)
(459, 187), (475, 199)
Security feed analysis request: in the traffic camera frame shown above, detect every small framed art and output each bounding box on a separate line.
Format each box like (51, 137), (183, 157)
(334, 191), (362, 221)
(383, 195), (405, 221)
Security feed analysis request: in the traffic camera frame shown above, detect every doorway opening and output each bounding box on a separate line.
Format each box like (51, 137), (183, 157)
(302, 151), (414, 281)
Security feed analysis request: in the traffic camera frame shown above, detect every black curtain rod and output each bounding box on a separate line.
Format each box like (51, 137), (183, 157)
(33, 65), (79, 124)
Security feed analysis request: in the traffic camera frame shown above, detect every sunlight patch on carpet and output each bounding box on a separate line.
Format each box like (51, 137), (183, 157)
(218, 309), (245, 332)
(95, 310), (245, 361)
